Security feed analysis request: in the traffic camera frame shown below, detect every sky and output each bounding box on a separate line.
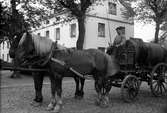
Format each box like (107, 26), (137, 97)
(134, 21), (155, 42)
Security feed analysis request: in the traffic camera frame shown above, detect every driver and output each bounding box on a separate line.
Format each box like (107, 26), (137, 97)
(113, 26), (126, 47)
(112, 26), (126, 57)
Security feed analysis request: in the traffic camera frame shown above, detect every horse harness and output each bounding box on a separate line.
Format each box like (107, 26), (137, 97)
(38, 43), (92, 79)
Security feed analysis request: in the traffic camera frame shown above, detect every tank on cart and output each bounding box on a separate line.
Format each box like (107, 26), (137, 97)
(107, 38), (167, 102)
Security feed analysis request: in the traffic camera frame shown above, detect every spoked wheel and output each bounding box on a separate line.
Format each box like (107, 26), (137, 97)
(121, 75), (140, 102)
(150, 63), (167, 97)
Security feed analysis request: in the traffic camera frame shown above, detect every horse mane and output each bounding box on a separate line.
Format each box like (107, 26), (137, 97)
(31, 34), (53, 56)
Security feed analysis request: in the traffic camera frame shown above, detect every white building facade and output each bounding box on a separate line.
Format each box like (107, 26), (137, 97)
(33, 0), (134, 51)
(0, 40), (12, 62)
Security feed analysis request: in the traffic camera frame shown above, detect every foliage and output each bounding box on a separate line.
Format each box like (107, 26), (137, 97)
(0, 1), (29, 43)
(0, 0), (134, 47)
(132, 0), (167, 43)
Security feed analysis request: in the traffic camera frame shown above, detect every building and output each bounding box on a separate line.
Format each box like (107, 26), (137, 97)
(0, 40), (12, 62)
(32, 0), (134, 51)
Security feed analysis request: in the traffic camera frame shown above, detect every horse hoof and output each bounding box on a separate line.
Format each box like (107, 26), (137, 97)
(95, 99), (101, 106)
(46, 103), (55, 111)
(99, 98), (109, 108)
(51, 104), (62, 113)
(100, 101), (109, 108)
(30, 101), (42, 107)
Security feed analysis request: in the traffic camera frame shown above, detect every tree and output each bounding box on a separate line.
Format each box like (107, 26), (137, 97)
(133, 0), (167, 43)
(42, 0), (133, 50)
(1, 0), (133, 49)
(0, 0), (52, 43)
(160, 22), (167, 41)
(0, 2), (10, 43)
(0, 0), (29, 44)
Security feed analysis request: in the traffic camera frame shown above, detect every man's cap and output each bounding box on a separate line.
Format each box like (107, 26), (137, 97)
(116, 26), (125, 31)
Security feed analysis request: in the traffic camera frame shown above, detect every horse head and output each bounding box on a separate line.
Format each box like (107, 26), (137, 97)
(9, 32), (24, 58)
(16, 32), (55, 66)
(15, 32), (35, 66)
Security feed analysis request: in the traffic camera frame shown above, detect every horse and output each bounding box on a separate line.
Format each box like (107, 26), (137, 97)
(9, 32), (86, 107)
(16, 32), (119, 112)
(9, 32), (25, 78)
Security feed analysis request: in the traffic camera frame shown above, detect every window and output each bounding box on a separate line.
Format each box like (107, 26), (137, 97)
(98, 47), (105, 52)
(55, 28), (60, 40)
(46, 30), (50, 38)
(2, 54), (4, 60)
(108, 2), (117, 15)
(70, 23), (76, 38)
(7, 54), (9, 62)
(37, 33), (40, 36)
(98, 23), (105, 37)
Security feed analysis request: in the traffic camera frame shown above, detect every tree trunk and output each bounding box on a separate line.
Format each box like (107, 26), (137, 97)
(154, 22), (160, 43)
(76, 16), (85, 50)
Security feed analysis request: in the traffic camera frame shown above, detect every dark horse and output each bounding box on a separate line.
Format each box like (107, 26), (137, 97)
(9, 32), (85, 106)
(15, 32), (119, 112)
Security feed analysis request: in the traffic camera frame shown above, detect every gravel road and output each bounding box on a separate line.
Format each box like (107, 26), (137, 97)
(1, 71), (167, 113)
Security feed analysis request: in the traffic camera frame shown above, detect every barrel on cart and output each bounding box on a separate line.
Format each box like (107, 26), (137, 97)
(107, 38), (167, 102)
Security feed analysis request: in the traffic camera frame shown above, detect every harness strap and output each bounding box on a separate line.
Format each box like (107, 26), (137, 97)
(51, 58), (92, 79)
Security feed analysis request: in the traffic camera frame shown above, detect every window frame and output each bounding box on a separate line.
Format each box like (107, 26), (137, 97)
(98, 23), (105, 37)
(108, 2), (117, 15)
(55, 28), (60, 41)
(70, 23), (77, 38)
(46, 30), (50, 38)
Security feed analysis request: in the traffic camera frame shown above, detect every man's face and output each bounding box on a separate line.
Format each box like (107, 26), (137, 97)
(117, 29), (125, 35)
(117, 29), (121, 35)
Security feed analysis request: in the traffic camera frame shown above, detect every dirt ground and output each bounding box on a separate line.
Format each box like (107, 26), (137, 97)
(1, 71), (167, 113)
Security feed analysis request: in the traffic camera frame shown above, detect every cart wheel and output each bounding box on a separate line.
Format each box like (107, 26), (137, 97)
(121, 75), (140, 102)
(150, 63), (167, 97)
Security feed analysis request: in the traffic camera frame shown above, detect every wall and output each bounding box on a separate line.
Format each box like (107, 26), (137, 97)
(33, 0), (134, 50)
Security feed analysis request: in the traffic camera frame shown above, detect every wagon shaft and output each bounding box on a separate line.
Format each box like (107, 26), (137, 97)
(1, 66), (47, 72)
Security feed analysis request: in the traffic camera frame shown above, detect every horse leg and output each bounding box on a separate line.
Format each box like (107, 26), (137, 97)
(74, 76), (80, 99)
(47, 75), (57, 111)
(31, 72), (44, 107)
(100, 78), (112, 108)
(10, 58), (21, 78)
(78, 78), (85, 98)
(94, 77), (103, 106)
(52, 77), (63, 113)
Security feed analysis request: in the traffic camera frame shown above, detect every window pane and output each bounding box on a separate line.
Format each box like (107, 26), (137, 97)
(2, 54), (4, 60)
(108, 2), (117, 15)
(46, 31), (49, 38)
(7, 54), (9, 61)
(70, 24), (76, 38)
(98, 23), (105, 37)
(55, 28), (60, 40)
